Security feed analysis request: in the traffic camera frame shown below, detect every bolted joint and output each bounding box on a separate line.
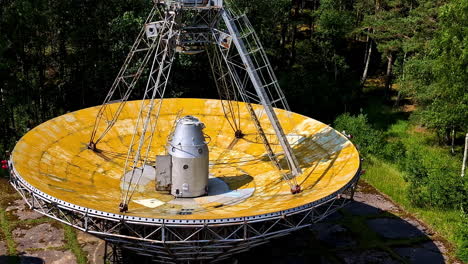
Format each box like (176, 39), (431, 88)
(88, 142), (98, 152)
(234, 130), (244, 139)
(119, 203), (128, 213)
(290, 184), (301, 194)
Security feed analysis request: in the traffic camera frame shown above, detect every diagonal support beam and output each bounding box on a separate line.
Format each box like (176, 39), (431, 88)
(221, 9), (302, 177)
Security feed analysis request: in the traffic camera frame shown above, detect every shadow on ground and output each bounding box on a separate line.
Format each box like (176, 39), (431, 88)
(235, 200), (445, 264)
(115, 199), (446, 264)
(0, 256), (44, 264)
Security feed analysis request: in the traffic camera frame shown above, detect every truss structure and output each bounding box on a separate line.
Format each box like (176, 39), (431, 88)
(90, 0), (304, 209)
(9, 165), (360, 263)
(8, 0), (363, 262)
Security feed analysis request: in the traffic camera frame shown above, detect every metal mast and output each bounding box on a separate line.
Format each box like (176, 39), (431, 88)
(89, 0), (303, 211)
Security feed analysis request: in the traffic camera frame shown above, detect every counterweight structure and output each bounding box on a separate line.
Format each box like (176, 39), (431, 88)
(7, 0), (362, 262)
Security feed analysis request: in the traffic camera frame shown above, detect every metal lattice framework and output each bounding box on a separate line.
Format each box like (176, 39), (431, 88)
(120, 9), (178, 211)
(89, 5), (162, 148)
(9, 164), (360, 263)
(8, 0), (363, 262)
(90, 1), (303, 208)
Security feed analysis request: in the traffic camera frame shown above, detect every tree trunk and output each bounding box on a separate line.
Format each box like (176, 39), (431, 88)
(10, 109), (16, 134)
(385, 53), (394, 97)
(462, 133), (468, 177)
(0, 87), (4, 104)
(451, 127), (455, 155)
(363, 33), (370, 64)
(355, 9), (361, 30)
(280, 23), (287, 50)
(289, 3), (300, 66)
(445, 129), (451, 145)
(395, 52), (407, 107)
(38, 46), (46, 121)
(360, 34), (373, 86)
(308, 15), (313, 38)
(309, 0), (317, 38)
(59, 30), (67, 107)
(290, 23), (297, 66)
(334, 53), (338, 81)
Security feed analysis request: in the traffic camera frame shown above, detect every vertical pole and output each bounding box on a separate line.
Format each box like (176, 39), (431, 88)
(462, 133), (468, 177)
(360, 34), (372, 86)
(451, 127), (455, 154)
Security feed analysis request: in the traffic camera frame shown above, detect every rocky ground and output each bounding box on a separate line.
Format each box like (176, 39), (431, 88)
(0, 178), (104, 264)
(0, 178), (463, 264)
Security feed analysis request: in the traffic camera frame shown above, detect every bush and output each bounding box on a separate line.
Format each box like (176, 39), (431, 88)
(334, 113), (467, 210)
(455, 212), (468, 262)
(382, 140), (406, 164)
(334, 113), (385, 156)
(403, 145), (467, 209)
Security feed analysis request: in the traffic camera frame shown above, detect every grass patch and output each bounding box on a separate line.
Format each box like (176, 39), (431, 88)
(25, 246), (68, 252)
(363, 156), (408, 203)
(13, 217), (54, 231)
(19, 217), (53, 226)
(63, 224), (88, 264)
(0, 208), (17, 256)
(364, 117), (466, 248)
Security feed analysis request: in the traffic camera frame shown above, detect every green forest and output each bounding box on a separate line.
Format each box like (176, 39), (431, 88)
(0, 0), (467, 261)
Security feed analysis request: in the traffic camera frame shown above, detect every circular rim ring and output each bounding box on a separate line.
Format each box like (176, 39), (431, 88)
(9, 160), (361, 226)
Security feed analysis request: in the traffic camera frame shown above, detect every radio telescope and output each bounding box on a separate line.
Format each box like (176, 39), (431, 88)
(7, 0), (361, 262)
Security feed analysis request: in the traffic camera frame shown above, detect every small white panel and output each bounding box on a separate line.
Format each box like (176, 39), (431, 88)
(156, 155), (172, 191)
(133, 199), (165, 208)
(286, 134), (306, 146)
(217, 32), (232, 49)
(212, 0), (223, 7)
(145, 22), (161, 38)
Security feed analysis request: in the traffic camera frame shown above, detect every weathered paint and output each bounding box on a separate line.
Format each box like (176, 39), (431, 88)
(11, 98), (360, 220)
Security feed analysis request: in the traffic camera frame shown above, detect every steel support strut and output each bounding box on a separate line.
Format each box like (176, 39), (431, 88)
(120, 9), (178, 211)
(220, 9), (302, 177)
(89, 4), (161, 148)
(10, 0), (363, 262)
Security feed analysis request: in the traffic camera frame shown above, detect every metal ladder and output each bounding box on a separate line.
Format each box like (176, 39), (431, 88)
(220, 9), (302, 177)
(120, 9), (178, 212)
(245, 102), (283, 171)
(208, 44), (283, 171)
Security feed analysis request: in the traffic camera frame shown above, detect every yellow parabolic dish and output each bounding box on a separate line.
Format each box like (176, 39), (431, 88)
(11, 98), (360, 220)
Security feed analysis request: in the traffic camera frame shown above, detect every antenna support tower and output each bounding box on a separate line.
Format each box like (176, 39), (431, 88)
(8, 0), (362, 262)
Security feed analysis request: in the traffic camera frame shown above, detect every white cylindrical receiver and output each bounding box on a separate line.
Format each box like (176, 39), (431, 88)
(168, 116), (209, 197)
